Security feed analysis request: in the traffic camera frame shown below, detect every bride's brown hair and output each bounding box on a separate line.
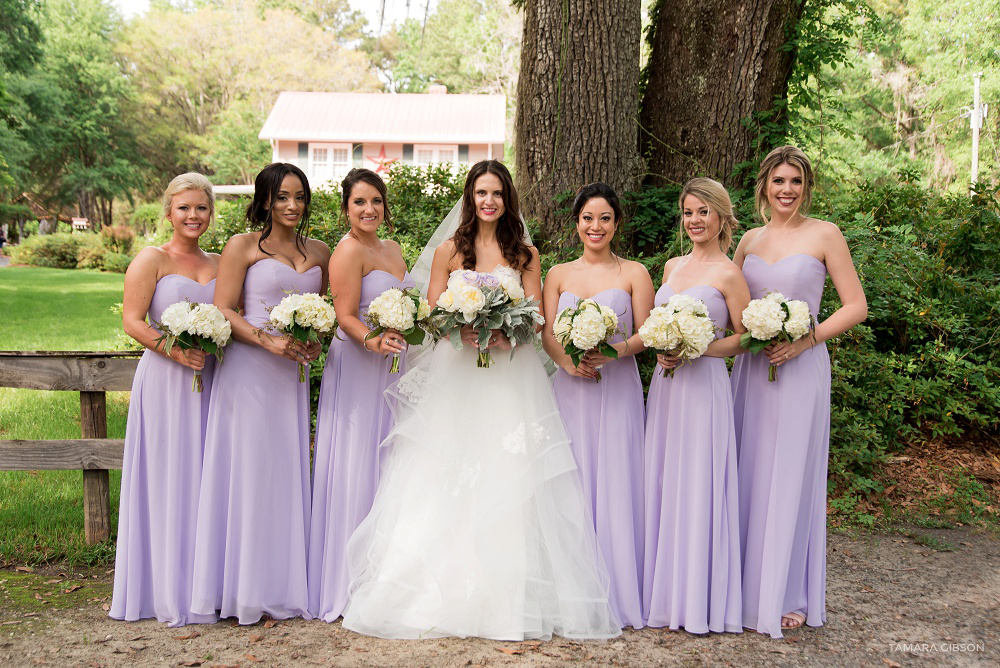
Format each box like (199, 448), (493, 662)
(451, 160), (533, 271)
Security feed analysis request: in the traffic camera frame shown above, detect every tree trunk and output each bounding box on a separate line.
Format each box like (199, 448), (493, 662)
(639, 0), (804, 188)
(515, 0), (642, 242)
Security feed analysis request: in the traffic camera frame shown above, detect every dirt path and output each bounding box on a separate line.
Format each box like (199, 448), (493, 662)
(2, 526), (997, 667)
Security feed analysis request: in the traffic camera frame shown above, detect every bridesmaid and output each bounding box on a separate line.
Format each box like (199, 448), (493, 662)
(190, 163), (330, 624)
(308, 168), (413, 622)
(111, 173), (220, 627)
(643, 177), (749, 634)
(731, 146), (867, 637)
(542, 183), (654, 629)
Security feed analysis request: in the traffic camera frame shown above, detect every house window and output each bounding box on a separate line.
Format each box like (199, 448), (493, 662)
(414, 144), (460, 167)
(309, 142), (351, 186)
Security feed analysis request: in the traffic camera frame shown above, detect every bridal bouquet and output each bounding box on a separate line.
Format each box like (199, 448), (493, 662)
(267, 292), (338, 381)
(552, 298), (620, 382)
(638, 293), (716, 378)
(364, 287), (432, 372)
(154, 301), (232, 392)
(430, 269), (544, 368)
(739, 292), (814, 382)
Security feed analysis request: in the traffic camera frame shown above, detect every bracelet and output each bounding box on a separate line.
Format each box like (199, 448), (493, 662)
(364, 336), (375, 352)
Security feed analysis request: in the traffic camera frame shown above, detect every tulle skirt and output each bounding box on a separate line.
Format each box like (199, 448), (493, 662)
(342, 342), (622, 640)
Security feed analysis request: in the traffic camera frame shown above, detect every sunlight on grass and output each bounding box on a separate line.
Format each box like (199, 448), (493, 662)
(1, 267), (130, 564)
(0, 266), (125, 350)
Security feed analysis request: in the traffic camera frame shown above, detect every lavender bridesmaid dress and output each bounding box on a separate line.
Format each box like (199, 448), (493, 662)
(111, 275), (217, 627)
(642, 284), (742, 634)
(551, 289), (644, 629)
(308, 269), (415, 622)
(190, 258), (321, 625)
(730, 254), (830, 638)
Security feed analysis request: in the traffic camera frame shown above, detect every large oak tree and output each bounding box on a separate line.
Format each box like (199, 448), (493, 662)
(639, 0), (805, 187)
(514, 0), (643, 241)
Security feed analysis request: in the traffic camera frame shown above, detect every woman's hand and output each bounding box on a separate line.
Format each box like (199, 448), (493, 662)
(169, 347), (207, 371)
(487, 330), (512, 351)
(582, 349), (614, 369)
(368, 329), (407, 355)
(766, 336), (813, 366)
(561, 358), (599, 380)
(657, 352), (681, 370)
(460, 324), (480, 348)
(262, 332), (314, 363)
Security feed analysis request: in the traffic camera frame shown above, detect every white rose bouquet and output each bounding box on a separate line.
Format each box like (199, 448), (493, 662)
(267, 292), (338, 381)
(638, 293), (717, 378)
(154, 301), (232, 392)
(429, 269), (544, 368)
(739, 291), (814, 382)
(552, 297), (621, 382)
(364, 287), (432, 373)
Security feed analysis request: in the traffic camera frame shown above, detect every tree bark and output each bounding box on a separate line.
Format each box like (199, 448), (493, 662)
(639, 0), (805, 188)
(515, 0), (642, 242)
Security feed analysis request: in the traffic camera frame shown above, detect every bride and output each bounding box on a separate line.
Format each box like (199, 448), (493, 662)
(341, 160), (622, 641)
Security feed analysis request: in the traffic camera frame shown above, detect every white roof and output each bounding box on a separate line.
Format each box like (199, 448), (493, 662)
(259, 92), (506, 144)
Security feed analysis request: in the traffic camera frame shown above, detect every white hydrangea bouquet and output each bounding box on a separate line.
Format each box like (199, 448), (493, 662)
(552, 298), (621, 382)
(429, 268), (545, 368)
(638, 293), (717, 378)
(364, 287), (432, 373)
(267, 292), (338, 381)
(739, 291), (814, 382)
(154, 301), (232, 392)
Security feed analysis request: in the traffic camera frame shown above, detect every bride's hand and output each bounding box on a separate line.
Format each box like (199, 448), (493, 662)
(460, 324), (480, 348)
(487, 330), (511, 351)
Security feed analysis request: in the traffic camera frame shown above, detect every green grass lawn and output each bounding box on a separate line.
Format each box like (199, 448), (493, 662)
(1, 267), (128, 564)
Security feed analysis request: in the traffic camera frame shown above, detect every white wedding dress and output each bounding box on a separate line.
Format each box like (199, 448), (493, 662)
(342, 266), (622, 640)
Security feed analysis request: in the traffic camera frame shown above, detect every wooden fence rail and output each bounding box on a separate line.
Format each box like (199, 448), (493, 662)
(0, 350), (142, 545)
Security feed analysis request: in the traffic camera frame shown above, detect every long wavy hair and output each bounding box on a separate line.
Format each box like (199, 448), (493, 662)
(246, 162), (311, 259)
(451, 160), (533, 271)
(340, 168), (392, 232)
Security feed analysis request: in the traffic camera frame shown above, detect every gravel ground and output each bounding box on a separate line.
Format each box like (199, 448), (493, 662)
(1, 525), (998, 667)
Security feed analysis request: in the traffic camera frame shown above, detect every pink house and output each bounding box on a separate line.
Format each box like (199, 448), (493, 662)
(258, 91), (506, 188)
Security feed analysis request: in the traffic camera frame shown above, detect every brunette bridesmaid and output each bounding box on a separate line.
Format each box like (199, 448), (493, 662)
(308, 168), (414, 622)
(190, 163), (330, 624)
(542, 183), (654, 629)
(642, 178), (749, 634)
(111, 173), (220, 627)
(731, 146), (867, 637)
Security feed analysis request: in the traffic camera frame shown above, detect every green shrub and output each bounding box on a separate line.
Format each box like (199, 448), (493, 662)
(100, 225), (135, 255)
(76, 243), (108, 270)
(9, 233), (97, 269)
(129, 203), (162, 237)
(101, 252), (132, 274)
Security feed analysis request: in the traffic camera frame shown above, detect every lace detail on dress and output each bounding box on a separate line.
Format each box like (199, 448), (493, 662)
(502, 420), (551, 456)
(396, 368), (430, 404)
(450, 462), (482, 497)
